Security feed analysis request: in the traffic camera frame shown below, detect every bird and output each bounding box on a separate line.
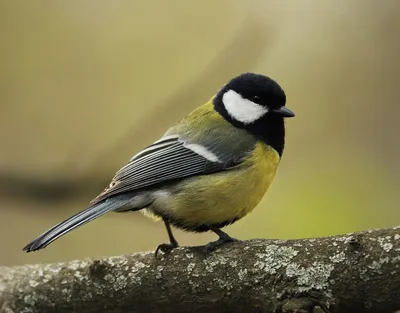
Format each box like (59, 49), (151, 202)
(23, 72), (295, 256)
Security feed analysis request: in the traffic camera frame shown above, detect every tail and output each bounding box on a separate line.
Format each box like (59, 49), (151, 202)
(23, 198), (129, 252)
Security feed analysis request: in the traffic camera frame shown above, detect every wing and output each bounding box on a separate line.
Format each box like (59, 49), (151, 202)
(90, 135), (237, 205)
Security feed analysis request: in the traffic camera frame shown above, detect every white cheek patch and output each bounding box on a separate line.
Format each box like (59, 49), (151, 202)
(222, 89), (268, 124)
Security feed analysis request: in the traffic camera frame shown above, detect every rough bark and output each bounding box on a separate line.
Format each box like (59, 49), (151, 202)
(1, 226), (400, 313)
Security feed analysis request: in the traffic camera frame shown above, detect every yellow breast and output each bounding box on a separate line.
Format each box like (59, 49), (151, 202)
(155, 142), (280, 229)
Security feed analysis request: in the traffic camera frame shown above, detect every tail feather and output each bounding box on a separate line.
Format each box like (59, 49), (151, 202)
(23, 198), (128, 252)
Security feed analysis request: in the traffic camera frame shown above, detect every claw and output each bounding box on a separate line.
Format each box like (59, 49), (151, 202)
(203, 236), (238, 257)
(155, 242), (178, 258)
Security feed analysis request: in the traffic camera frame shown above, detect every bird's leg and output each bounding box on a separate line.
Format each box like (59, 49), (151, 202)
(155, 218), (179, 257)
(203, 227), (238, 255)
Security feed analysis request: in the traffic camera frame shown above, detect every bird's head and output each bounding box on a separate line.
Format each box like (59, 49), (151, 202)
(214, 72), (294, 126)
(213, 73), (294, 156)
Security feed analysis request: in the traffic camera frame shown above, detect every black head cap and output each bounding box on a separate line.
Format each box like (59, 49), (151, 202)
(213, 73), (294, 156)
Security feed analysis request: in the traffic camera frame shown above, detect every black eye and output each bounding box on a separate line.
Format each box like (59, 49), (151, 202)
(252, 95), (260, 102)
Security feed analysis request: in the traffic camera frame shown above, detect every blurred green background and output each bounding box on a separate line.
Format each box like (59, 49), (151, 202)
(1, 1), (400, 266)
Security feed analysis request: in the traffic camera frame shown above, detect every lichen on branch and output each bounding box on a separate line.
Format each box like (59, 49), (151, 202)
(1, 226), (400, 313)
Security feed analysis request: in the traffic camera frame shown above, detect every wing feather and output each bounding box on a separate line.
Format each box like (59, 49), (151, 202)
(90, 137), (229, 205)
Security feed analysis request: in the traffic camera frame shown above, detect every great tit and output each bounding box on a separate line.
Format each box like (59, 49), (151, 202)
(23, 72), (294, 256)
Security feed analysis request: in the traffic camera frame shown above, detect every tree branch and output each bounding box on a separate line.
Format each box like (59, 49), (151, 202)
(1, 226), (400, 313)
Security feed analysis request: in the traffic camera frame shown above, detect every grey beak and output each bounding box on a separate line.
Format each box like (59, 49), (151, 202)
(273, 106), (295, 118)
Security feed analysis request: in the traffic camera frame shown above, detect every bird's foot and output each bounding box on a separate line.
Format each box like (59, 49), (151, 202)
(155, 242), (179, 258)
(203, 234), (238, 256)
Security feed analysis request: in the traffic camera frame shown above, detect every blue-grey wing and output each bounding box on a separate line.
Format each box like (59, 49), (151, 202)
(90, 136), (234, 204)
